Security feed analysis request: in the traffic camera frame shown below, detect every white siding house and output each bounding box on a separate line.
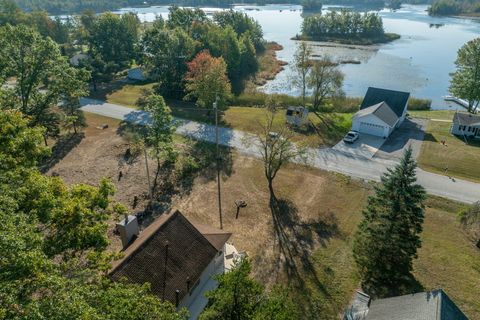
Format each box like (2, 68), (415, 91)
(352, 87), (410, 138)
(451, 112), (480, 138)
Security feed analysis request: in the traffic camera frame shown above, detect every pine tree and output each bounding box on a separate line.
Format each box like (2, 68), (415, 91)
(353, 147), (426, 297)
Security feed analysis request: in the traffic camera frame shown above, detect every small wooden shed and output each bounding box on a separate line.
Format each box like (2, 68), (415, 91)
(286, 106), (309, 126)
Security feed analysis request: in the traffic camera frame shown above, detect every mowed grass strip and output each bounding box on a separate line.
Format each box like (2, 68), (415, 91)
(418, 121), (480, 182)
(105, 82), (155, 107)
(408, 109), (456, 121)
(414, 197), (480, 319)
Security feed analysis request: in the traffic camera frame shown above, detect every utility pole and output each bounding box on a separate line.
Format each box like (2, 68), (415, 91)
(144, 146), (153, 201)
(213, 95), (223, 230)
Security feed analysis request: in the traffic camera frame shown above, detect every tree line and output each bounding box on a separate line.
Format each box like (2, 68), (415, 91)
(301, 10), (388, 41)
(0, 2), (266, 142)
(138, 7), (263, 97)
(428, 0), (480, 16)
(9, 0), (414, 14)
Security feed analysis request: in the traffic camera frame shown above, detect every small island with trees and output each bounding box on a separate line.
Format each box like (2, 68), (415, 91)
(293, 10), (401, 45)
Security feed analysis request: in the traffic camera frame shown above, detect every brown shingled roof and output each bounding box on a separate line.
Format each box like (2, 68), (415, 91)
(109, 210), (229, 304)
(193, 223), (232, 251)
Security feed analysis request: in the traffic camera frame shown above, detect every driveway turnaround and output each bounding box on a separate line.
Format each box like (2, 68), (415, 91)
(80, 99), (480, 204)
(375, 118), (426, 160)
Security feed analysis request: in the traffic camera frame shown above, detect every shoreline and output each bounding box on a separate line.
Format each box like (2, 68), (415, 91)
(291, 32), (401, 46)
(251, 42), (288, 87)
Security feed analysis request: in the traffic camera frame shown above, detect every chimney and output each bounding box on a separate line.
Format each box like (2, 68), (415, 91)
(116, 214), (139, 248)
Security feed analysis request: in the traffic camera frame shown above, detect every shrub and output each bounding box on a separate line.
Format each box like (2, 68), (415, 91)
(176, 154), (200, 180)
(408, 97), (432, 110)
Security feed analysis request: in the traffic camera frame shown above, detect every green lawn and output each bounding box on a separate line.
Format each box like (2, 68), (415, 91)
(104, 82), (155, 107)
(409, 110), (456, 121)
(224, 107), (352, 147)
(418, 121), (480, 182)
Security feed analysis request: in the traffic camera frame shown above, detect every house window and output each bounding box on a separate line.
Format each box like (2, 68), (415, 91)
(468, 126), (472, 132)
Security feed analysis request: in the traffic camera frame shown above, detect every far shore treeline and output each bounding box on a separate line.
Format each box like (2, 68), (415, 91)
(295, 10), (400, 45)
(7, 0), (453, 15)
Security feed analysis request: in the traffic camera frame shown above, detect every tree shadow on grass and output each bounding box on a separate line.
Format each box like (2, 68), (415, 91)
(268, 194), (342, 300)
(40, 133), (85, 173)
(115, 120), (234, 226)
(176, 139), (234, 195)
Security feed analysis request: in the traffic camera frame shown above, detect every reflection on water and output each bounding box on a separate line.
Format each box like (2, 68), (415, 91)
(113, 4), (480, 110)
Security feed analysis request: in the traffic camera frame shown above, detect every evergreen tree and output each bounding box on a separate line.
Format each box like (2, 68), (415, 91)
(353, 147), (426, 297)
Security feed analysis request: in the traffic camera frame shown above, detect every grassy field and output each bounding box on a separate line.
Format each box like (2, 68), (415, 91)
(418, 121), (480, 182)
(414, 197), (480, 319)
(224, 107), (352, 147)
(52, 113), (480, 319)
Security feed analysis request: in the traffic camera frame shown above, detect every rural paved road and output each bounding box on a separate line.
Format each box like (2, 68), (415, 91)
(80, 98), (480, 204)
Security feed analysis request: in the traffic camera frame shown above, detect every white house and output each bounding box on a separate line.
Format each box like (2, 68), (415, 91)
(110, 210), (234, 319)
(352, 87), (410, 138)
(451, 112), (480, 138)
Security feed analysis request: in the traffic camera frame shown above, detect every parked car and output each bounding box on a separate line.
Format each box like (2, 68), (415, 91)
(343, 131), (359, 144)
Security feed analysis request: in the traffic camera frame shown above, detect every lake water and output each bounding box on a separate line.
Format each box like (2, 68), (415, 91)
(113, 4), (480, 109)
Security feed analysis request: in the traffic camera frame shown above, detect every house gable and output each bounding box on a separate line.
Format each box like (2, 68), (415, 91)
(360, 87), (410, 118)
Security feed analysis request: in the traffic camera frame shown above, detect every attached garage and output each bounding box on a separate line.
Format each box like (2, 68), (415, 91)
(352, 102), (398, 138)
(359, 122), (386, 137)
(351, 87), (410, 138)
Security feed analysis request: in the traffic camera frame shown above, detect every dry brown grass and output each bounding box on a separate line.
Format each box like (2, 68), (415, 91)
(47, 113), (480, 319)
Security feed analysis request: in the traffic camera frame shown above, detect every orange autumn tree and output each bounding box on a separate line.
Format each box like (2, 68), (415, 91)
(185, 50), (231, 109)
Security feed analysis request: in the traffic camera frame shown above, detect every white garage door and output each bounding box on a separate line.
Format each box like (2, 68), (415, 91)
(359, 122), (385, 137)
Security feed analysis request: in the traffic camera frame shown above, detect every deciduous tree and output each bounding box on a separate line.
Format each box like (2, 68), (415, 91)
(90, 12), (139, 73)
(185, 50), (231, 110)
(0, 110), (188, 319)
(140, 94), (177, 178)
(450, 38), (480, 113)
(0, 24), (89, 144)
(200, 259), (298, 320)
(252, 106), (306, 201)
(308, 56), (344, 119)
(292, 41), (312, 107)
(141, 24), (196, 98)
